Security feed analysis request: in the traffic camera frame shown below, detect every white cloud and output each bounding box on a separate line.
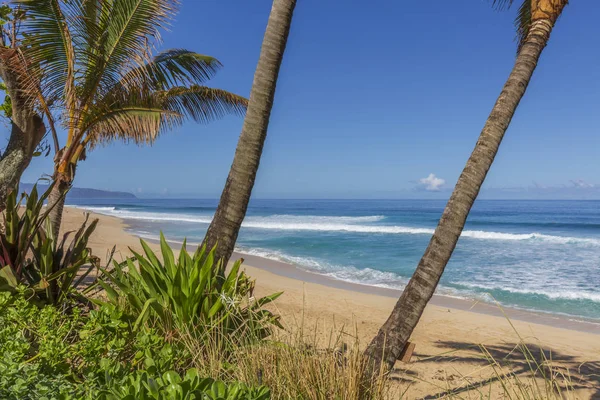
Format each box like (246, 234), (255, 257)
(418, 173), (445, 191)
(569, 179), (596, 189)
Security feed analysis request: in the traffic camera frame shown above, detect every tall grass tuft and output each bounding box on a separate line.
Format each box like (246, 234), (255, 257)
(183, 317), (391, 400)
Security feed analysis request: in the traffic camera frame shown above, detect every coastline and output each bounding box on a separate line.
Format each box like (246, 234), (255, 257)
(70, 204), (600, 334)
(233, 251), (600, 335)
(62, 206), (600, 398)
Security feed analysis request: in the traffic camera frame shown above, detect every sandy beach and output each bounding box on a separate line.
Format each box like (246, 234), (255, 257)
(62, 207), (600, 399)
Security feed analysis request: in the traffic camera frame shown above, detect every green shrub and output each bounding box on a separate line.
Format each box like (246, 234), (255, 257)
(100, 368), (270, 400)
(0, 185), (99, 305)
(0, 289), (269, 399)
(0, 288), (157, 398)
(0, 290), (84, 399)
(98, 235), (282, 347)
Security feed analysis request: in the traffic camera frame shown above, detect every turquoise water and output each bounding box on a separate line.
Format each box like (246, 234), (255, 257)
(71, 199), (600, 321)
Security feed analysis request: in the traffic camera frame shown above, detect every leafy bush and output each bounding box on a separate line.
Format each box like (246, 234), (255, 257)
(98, 235), (282, 346)
(0, 290), (84, 399)
(0, 289), (269, 399)
(101, 368), (270, 400)
(0, 194), (279, 398)
(0, 288), (167, 398)
(0, 185), (99, 305)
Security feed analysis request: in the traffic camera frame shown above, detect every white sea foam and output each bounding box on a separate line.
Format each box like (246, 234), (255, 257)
(267, 214), (386, 223)
(238, 247), (409, 290)
(72, 206), (116, 212)
(74, 206), (600, 246)
(236, 247), (474, 300)
(455, 282), (600, 303)
(460, 230), (600, 245)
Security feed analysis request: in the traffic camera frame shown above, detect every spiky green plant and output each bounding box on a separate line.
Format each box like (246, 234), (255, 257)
(98, 234), (282, 347)
(0, 184), (52, 278)
(0, 184), (99, 304)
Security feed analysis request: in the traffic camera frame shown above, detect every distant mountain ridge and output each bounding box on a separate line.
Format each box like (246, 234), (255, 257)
(20, 183), (137, 200)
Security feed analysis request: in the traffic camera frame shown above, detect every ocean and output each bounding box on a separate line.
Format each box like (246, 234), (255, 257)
(71, 199), (600, 321)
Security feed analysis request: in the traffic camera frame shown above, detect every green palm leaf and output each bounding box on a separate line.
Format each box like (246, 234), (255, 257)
(160, 85), (247, 123)
(490, 0), (532, 53)
(514, 1), (532, 52)
(121, 49), (223, 90)
(77, 0), (178, 110)
(16, 0), (77, 109)
(81, 84), (247, 147)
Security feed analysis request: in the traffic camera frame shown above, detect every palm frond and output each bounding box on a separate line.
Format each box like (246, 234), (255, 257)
(490, 0), (533, 54)
(159, 85), (247, 124)
(81, 84), (247, 148)
(16, 0), (77, 110)
(515, 0), (531, 53)
(77, 0), (179, 112)
(0, 46), (37, 107)
(83, 107), (181, 147)
(120, 49), (223, 90)
(69, 0), (110, 78)
(491, 0), (517, 11)
(0, 37), (59, 151)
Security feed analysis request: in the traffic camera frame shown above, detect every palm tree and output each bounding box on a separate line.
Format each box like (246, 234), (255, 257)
(363, 0), (569, 376)
(202, 0), (297, 264)
(0, 5), (52, 211)
(17, 0), (247, 239)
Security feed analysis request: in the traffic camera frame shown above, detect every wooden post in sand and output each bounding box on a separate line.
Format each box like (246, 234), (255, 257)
(399, 342), (416, 363)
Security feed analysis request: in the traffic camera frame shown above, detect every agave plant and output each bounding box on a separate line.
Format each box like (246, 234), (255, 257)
(0, 184), (99, 304)
(98, 234), (282, 345)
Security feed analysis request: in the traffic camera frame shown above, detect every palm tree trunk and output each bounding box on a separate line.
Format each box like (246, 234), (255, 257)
(47, 170), (72, 240)
(201, 0), (296, 264)
(363, 6), (565, 376)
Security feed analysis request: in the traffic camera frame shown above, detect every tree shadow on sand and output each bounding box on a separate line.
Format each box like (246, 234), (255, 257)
(388, 340), (600, 399)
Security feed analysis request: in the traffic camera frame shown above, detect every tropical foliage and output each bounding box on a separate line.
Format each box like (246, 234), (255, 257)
(98, 235), (282, 346)
(103, 369), (270, 400)
(12, 0), (247, 236)
(0, 4), (49, 212)
(0, 290), (270, 400)
(0, 185), (99, 305)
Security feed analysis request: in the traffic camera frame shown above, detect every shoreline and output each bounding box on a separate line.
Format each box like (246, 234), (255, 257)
(231, 251), (600, 335)
(105, 209), (600, 335)
(71, 205), (600, 335)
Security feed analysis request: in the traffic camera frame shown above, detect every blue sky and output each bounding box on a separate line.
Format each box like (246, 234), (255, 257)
(6, 1), (600, 199)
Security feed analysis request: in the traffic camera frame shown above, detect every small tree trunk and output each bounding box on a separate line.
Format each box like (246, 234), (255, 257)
(363, 10), (564, 377)
(201, 0), (297, 265)
(0, 46), (46, 211)
(0, 115), (45, 211)
(47, 171), (72, 240)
